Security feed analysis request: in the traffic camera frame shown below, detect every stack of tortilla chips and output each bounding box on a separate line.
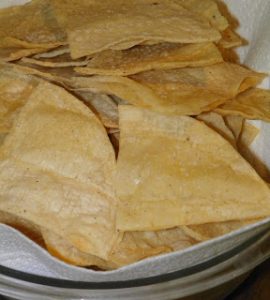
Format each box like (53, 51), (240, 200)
(0, 0), (270, 270)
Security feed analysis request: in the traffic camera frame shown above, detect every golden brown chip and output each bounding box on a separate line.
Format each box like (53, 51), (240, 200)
(33, 46), (70, 59)
(74, 91), (119, 129)
(51, 0), (220, 58)
(42, 227), (196, 269)
(215, 0), (239, 30)
(177, 0), (228, 31)
(42, 229), (117, 269)
(239, 122), (260, 147)
(0, 63), (39, 134)
(21, 55), (89, 68)
(0, 46), (50, 62)
(224, 115), (244, 142)
(219, 47), (240, 64)
(196, 112), (236, 147)
(238, 121), (270, 181)
(7, 63), (118, 128)
(215, 89), (270, 122)
(72, 63), (265, 115)
(218, 28), (243, 49)
(0, 0), (66, 61)
(116, 106), (270, 231)
(109, 228), (196, 268)
(0, 210), (44, 247)
(0, 81), (118, 259)
(12, 61), (74, 88)
(75, 43), (223, 76)
(182, 219), (261, 242)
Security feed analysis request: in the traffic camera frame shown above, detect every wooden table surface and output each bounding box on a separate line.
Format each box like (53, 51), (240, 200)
(226, 258), (270, 300)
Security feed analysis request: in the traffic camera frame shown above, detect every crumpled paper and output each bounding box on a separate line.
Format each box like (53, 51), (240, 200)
(0, 0), (270, 282)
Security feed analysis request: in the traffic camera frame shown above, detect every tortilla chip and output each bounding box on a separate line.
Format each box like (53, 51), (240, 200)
(215, 0), (239, 30)
(196, 112), (236, 147)
(177, 0), (228, 31)
(218, 28), (243, 49)
(239, 122), (260, 147)
(74, 91), (119, 129)
(0, 0), (66, 61)
(7, 63), (118, 128)
(0, 63), (39, 134)
(20, 58), (88, 69)
(73, 63), (265, 115)
(12, 61), (74, 88)
(116, 106), (270, 231)
(219, 47), (240, 64)
(182, 219), (260, 242)
(75, 43), (223, 76)
(42, 229), (117, 269)
(223, 115), (244, 142)
(33, 46), (70, 59)
(42, 227), (196, 269)
(51, 0), (220, 58)
(0, 81), (118, 259)
(109, 227), (196, 268)
(0, 210), (44, 246)
(0, 47), (51, 62)
(238, 121), (270, 181)
(216, 89), (270, 122)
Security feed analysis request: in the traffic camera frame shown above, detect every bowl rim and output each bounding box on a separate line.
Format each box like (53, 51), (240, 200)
(0, 230), (267, 290)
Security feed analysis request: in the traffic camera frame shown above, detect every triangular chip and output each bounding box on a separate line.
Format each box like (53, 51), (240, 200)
(182, 219), (261, 241)
(0, 46), (50, 62)
(0, 210), (44, 247)
(177, 0), (228, 31)
(6, 63), (118, 128)
(0, 63), (39, 134)
(196, 112), (236, 147)
(239, 121), (260, 147)
(116, 106), (270, 231)
(224, 115), (244, 142)
(74, 91), (119, 129)
(0, 81), (118, 259)
(216, 89), (270, 122)
(75, 43), (223, 76)
(12, 61), (75, 88)
(218, 47), (240, 64)
(72, 63), (265, 115)
(218, 28), (243, 49)
(51, 0), (220, 58)
(0, 0), (66, 61)
(237, 121), (270, 181)
(21, 54), (89, 68)
(42, 226), (196, 269)
(33, 46), (70, 59)
(42, 229), (117, 269)
(109, 228), (196, 268)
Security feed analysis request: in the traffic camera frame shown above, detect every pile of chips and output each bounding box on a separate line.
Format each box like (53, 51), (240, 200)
(0, 0), (270, 270)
